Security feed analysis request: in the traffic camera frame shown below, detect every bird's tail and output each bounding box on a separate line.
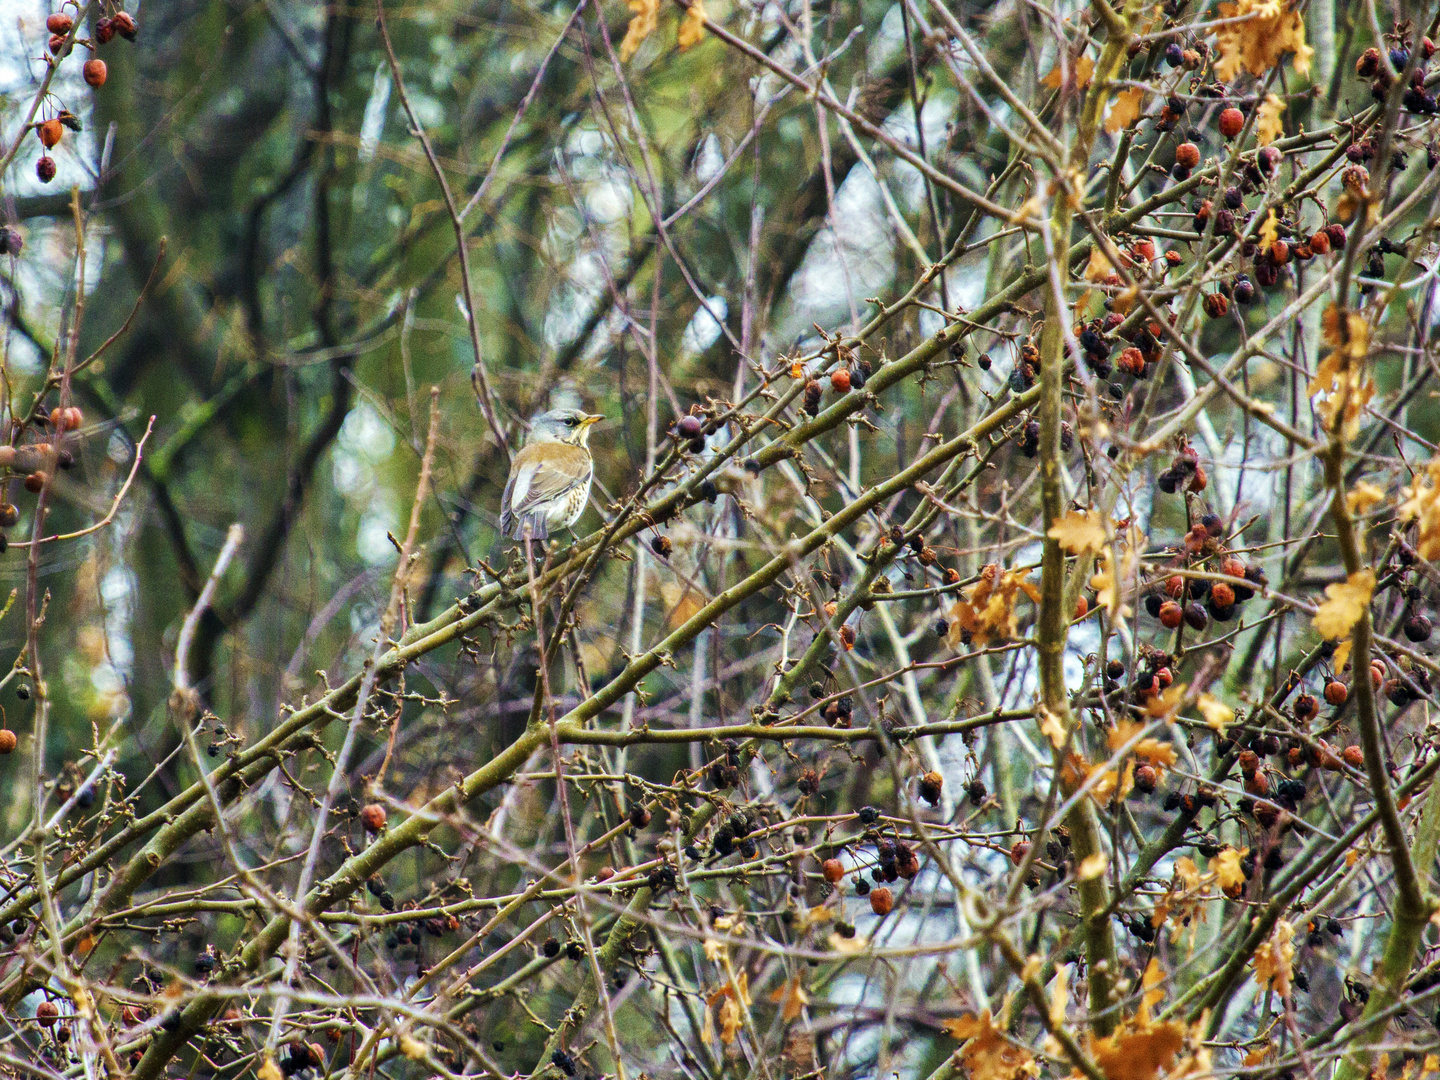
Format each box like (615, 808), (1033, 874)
(504, 512), (549, 542)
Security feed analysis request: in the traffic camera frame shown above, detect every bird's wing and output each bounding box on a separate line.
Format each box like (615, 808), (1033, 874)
(504, 444), (591, 518)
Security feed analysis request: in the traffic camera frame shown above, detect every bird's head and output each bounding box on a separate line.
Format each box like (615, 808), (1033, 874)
(529, 408), (605, 447)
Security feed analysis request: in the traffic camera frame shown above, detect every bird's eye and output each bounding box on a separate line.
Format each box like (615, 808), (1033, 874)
(564, 417), (577, 426)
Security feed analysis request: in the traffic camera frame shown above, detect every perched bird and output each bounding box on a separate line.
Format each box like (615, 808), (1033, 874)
(499, 408), (604, 542)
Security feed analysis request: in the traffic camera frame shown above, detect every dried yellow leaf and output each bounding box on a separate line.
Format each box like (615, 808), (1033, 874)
(1255, 93), (1285, 146)
(1084, 247), (1114, 282)
(1313, 569), (1375, 640)
(677, 0), (706, 50)
(1258, 209), (1279, 252)
(1403, 459), (1440, 560)
(1048, 509), (1108, 555)
(619, 0), (659, 60)
(1251, 919), (1296, 997)
(1213, 0), (1310, 82)
(1210, 846), (1249, 892)
(1039, 707), (1069, 749)
(1049, 964), (1071, 1028)
(1347, 481), (1386, 515)
(1090, 1022), (1186, 1080)
(1196, 693), (1234, 732)
(1078, 852), (1108, 880)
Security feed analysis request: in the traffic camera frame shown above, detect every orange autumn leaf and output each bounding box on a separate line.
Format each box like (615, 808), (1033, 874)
(769, 976), (810, 1022)
(1089, 1022), (1187, 1080)
(1252, 919), (1296, 997)
(941, 1010), (1035, 1080)
(1105, 88), (1145, 134)
(1042, 54), (1094, 91)
(1402, 459), (1440, 560)
(946, 564), (1033, 649)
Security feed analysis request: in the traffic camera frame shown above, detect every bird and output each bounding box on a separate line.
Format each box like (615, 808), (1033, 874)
(499, 408), (604, 542)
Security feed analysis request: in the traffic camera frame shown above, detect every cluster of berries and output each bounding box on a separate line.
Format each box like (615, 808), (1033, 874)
(1356, 38), (1439, 114)
(35, 5), (138, 183)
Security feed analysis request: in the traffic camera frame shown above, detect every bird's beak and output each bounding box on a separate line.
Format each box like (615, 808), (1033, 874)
(582, 414), (605, 427)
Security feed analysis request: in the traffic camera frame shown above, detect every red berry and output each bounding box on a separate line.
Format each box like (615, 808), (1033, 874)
(1010, 840), (1031, 865)
(93, 17), (114, 43)
(1218, 107), (1245, 139)
(1159, 600), (1184, 628)
(1174, 142), (1200, 169)
(1309, 230), (1331, 256)
(23, 471), (46, 494)
(830, 368), (851, 393)
(45, 12), (72, 33)
(1245, 772), (1269, 798)
(0, 729), (15, 754)
(1188, 465), (1207, 492)
(1165, 574), (1185, 599)
(359, 804), (387, 833)
(36, 156), (56, 183)
(1342, 745), (1365, 768)
(1238, 749), (1260, 776)
(1203, 292), (1228, 318)
(111, 10), (136, 39)
(38, 119), (62, 148)
(1324, 680), (1348, 706)
(869, 886), (894, 916)
(37, 1001), (59, 1027)
(822, 858), (844, 884)
(1073, 595), (1089, 620)
(83, 58), (107, 86)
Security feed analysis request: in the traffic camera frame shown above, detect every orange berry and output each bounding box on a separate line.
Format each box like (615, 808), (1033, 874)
(869, 886), (894, 916)
(1132, 239), (1156, 262)
(1371, 661), (1385, 690)
(830, 368), (851, 393)
(1218, 107), (1245, 139)
(1294, 693), (1318, 723)
(1073, 595), (1089, 620)
(38, 119), (62, 149)
(1188, 465), (1207, 492)
(23, 471), (47, 494)
(359, 804), (387, 833)
(82, 58), (107, 87)
(1134, 763), (1158, 793)
(919, 770), (944, 805)
(1245, 772), (1269, 798)
(1324, 680), (1348, 706)
(1203, 292), (1228, 318)
(1174, 141), (1201, 169)
(1309, 230), (1332, 256)
(1341, 745), (1365, 768)
(1220, 557), (1246, 579)
(1165, 574), (1185, 598)
(0, 729), (15, 754)
(821, 858), (844, 884)
(1159, 600), (1183, 628)
(1238, 749), (1260, 776)
(37, 1001), (59, 1027)
(1210, 582), (1235, 608)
